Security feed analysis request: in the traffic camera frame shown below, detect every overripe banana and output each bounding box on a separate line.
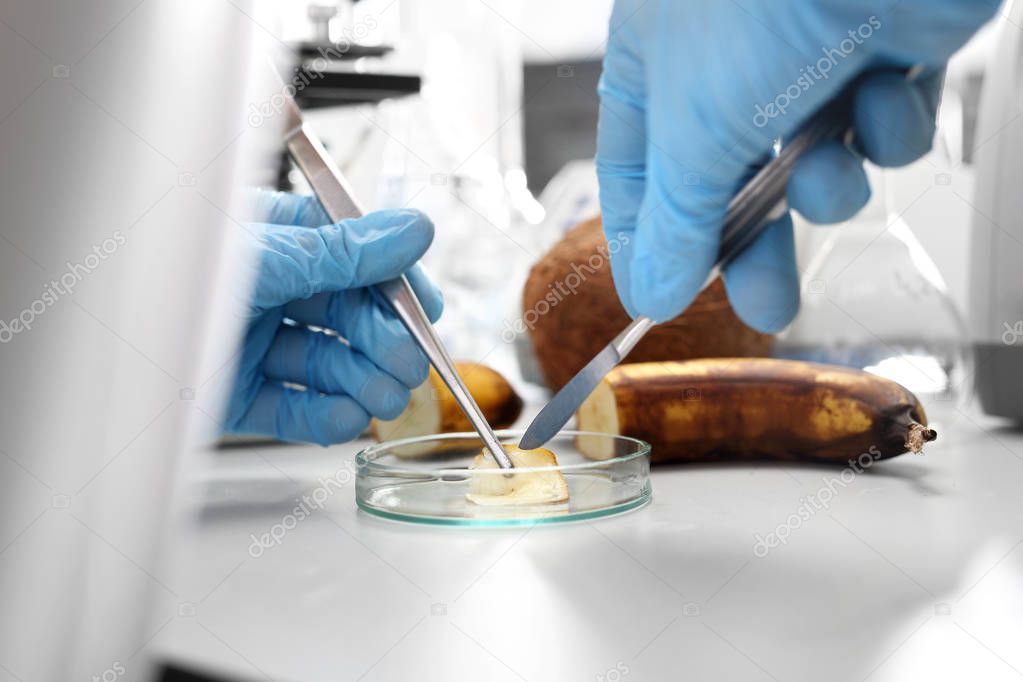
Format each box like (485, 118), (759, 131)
(371, 362), (522, 456)
(575, 359), (936, 463)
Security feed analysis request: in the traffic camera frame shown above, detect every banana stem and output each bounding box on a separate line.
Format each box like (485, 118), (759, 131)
(905, 422), (938, 454)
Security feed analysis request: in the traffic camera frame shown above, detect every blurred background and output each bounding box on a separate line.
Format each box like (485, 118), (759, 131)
(261, 0), (1001, 401)
(1, 1), (1020, 680)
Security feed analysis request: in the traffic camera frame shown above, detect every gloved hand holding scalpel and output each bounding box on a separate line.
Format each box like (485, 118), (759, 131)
(519, 0), (997, 449)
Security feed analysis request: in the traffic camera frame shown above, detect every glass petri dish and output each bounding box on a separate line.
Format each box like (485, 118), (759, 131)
(355, 430), (651, 527)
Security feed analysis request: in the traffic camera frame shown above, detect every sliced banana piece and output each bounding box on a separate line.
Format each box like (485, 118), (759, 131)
(371, 363), (523, 457)
(466, 445), (569, 506)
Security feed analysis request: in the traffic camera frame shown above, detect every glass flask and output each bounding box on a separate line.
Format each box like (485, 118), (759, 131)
(776, 169), (972, 403)
(370, 0), (543, 368)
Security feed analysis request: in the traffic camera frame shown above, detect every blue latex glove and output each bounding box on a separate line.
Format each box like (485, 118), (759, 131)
(597, 0), (996, 330)
(224, 191), (442, 445)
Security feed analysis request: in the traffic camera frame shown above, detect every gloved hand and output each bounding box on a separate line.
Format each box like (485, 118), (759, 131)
(224, 191), (442, 445)
(597, 0), (996, 330)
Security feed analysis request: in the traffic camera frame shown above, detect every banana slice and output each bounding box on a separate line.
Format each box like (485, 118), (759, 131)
(466, 445), (569, 506)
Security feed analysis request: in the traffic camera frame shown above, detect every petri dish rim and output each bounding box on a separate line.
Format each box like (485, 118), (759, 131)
(356, 429), (652, 477)
(356, 489), (652, 528)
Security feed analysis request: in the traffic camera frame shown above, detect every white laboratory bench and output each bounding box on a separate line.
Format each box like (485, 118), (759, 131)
(150, 403), (1023, 682)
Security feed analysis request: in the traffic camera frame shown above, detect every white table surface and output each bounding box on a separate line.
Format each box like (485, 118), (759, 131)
(151, 403), (1023, 682)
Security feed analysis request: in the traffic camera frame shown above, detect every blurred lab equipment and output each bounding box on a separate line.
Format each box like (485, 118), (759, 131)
(0, 1), (266, 679)
(370, 0), (544, 367)
(510, 160), (601, 386)
(273, 1), (421, 193)
(969, 0), (1023, 421)
(295, 1), (419, 105)
(522, 60), (602, 195)
(270, 0), (543, 372)
(301, 2), (389, 60)
(777, 167), (972, 403)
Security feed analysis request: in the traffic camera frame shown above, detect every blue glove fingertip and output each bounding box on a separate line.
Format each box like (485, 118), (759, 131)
(405, 263), (444, 323)
(722, 216), (800, 334)
(323, 208), (436, 288)
(365, 374), (411, 420)
(601, 230), (639, 318)
(630, 251), (710, 323)
(788, 142), (872, 224)
(247, 189), (330, 227)
(385, 335), (430, 390)
(854, 71), (936, 168)
(628, 193), (721, 323)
